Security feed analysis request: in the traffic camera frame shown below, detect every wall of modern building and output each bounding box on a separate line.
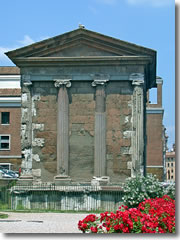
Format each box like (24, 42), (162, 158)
(0, 67), (21, 171)
(146, 77), (167, 181)
(165, 144), (175, 182)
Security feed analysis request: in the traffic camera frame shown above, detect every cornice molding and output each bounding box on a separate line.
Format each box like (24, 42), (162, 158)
(11, 56), (152, 67)
(0, 75), (20, 80)
(146, 108), (164, 114)
(0, 97), (21, 107)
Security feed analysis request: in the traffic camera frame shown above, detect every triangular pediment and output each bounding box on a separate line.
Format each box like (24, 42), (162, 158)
(45, 43), (120, 57)
(6, 28), (156, 59)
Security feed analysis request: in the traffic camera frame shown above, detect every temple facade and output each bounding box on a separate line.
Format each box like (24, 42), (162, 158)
(6, 27), (157, 185)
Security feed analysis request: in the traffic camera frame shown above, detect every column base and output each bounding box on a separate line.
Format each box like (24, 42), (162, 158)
(18, 174), (34, 185)
(54, 175), (71, 186)
(91, 176), (110, 186)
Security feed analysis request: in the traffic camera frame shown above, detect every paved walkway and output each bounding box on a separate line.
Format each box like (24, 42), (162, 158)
(0, 212), (89, 233)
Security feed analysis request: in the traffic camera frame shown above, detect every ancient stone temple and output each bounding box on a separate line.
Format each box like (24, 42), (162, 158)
(6, 27), (156, 186)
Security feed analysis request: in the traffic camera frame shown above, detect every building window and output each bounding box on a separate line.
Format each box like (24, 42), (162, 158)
(1, 112), (10, 124)
(168, 170), (170, 180)
(171, 163), (173, 167)
(171, 176), (173, 179)
(168, 163), (169, 167)
(171, 169), (173, 173)
(0, 135), (10, 150)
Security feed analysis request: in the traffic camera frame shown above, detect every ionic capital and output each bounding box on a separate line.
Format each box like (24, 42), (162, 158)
(92, 79), (109, 87)
(129, 73), (144, 86)
(22, 75), (32, 86)
(156, 76), (163, 84)
(54, 79), (71, 88)
(91, 74), (110, 87)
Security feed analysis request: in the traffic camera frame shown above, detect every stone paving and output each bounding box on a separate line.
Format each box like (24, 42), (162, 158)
(0, 212), (88, 233)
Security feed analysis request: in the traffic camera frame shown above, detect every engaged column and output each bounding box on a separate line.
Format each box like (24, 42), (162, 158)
(54, 79), (71, 184)
(92, 75), (110, 184)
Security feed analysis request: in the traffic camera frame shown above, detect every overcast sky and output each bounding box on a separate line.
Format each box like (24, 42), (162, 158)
(0, 0), (175, 150)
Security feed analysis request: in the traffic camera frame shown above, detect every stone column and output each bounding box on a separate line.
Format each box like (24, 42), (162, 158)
(54, 79), (71, 184)
(19, 74), (34, 183)
(130, 73), (145, 177)
(91, 75), (110, 185)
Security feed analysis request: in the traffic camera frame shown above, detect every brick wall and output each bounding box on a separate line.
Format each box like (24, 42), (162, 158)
(0, 107), (21, 170)
(146, 113), (163, 181)
(146, 114), (163, 166)
(146, 167), (163, 182)
(31, 81), (133, 183)
(69, 82), (95, 182)
(0, 89), (21, 96)
(32, 82), (57, 181)
(106, 94), (132, 182)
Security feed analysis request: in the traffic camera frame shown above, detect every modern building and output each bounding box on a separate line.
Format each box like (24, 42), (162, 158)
(165, 144), (175, 182)
(0, 67), (21, 171)
(146, 76), (168, 181)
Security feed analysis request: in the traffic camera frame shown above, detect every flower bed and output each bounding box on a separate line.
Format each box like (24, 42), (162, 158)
(78, 195), (175, 233)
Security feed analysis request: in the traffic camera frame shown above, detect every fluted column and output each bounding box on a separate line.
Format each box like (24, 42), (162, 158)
(92, 76), (109, 180)
(130, 73), (145, 177)
(54, 79), (71, 183)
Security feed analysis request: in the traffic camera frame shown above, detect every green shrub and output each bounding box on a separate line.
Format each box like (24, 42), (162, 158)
(122, 175), (164, 208)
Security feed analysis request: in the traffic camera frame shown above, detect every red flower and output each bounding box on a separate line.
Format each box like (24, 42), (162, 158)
(82, 223), (87, 229)
(114, 224), (119, 231)
(90, 226), (98, 233)
(106, 227), (110, 232)
(78, 195), (175, 234)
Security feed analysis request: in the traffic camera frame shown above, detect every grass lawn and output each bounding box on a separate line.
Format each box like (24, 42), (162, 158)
(0, 213), (8, 218)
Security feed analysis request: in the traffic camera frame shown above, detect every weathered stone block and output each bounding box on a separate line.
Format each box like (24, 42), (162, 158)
(127, 161), (132, 170)
(32, 123), (44, 131)
(32, 169), (41, 177)
(32, 154), (40, 162)
(32, 138), (45, 147)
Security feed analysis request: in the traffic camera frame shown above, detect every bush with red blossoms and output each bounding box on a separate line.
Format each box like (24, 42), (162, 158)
(78, 195), (175, 233)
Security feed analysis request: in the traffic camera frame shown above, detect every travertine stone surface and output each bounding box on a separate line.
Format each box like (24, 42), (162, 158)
(21, 75), (33, 176)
